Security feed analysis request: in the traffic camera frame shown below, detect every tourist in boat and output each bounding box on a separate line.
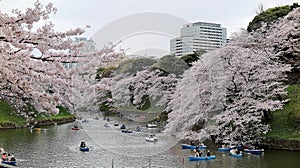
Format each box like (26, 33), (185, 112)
(2, 152), (7, 161)
(194, 150), (198, 157)
(190, 141), (195, 146)
(7, 154), (12, 161)
(9, 155), (16, 162)
(229, 148), (236, 154)
(135, 126), (141, 132)
(206, 150), (211, 157)
(230, 147), (239, 155)
(80, 141), (86, 148)
(221, 144), (228, 149)
(238, 143), (244, 150)
(194, 146), (202, 157)
(120, 124), (126, 129)
(104, 123), (109, 127)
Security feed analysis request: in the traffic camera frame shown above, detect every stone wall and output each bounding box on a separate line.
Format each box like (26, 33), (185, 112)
(0, 122), (18, 129)
(30, 116), (76, 127)
(262, 138), (300, 151)
(0, 116), (76, 129)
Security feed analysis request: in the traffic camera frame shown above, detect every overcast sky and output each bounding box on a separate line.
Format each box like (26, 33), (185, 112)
(1, 0), (299, 56)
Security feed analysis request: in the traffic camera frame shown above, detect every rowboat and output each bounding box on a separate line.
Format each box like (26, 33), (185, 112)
(244, 149), (264, 154)
(229, 152), (242, 158)
(121, 129), (133, 133)
(146, 135), (158, 142)
(188, 155), (216, 161)
(120, 124), (126, 129)
(218, 147), (231, 152)
(218, 145), (242, 152)
(135, 127), (142, 132)
(146, 123), (157, 128)
(181, 144), (207, 150)
(79, 147), (89, 152)
(146, 137), (158, 142)
(71, 127), (80, 130)
(2, 160), (17, 166)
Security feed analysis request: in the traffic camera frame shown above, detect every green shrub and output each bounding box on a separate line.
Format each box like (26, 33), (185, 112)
(266, 84), (300, 140)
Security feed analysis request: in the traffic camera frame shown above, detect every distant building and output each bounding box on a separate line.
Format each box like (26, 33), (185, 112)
(75, 37), (97, 54)
(170, 21), (227, 57)
(63, 37), (96, 69)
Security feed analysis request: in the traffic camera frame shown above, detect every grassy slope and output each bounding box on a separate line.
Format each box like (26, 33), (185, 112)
(116, 97), (165, 122)
(0, 101), (26, 126)
(35, 106), (74, 121)
(0, 102), (74, 127)
(117, 98), (164, 113)
(266, 84), (300, 140)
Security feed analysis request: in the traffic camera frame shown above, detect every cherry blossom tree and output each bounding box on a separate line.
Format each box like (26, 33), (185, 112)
(112, 69), (177, 111)
(111, 56), (186, 117)
(164, 52), (225, 140)
(0, 1), (86, 117)
(210, 39), (290, 145)
(164, 7), (299, 145)
(0, 1), (124, 119)
(70, 46), (125, 113)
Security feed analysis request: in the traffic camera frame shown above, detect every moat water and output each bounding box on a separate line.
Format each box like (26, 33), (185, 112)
(0, 114), (299, 168)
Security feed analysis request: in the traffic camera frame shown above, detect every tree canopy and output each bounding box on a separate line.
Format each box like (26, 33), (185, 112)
(247, 3), (299, 32)
(0, 1), (123, 118)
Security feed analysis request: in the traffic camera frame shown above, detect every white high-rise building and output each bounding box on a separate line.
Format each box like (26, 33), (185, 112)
(170, 22), (227, 56)
(63, 37), (96, 69)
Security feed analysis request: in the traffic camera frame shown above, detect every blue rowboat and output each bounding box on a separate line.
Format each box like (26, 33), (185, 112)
(218, 147), (232, 152)
(244, 149), (264, 154)
(236, 145), (242, 149)
(79, 147), (89, 152)
(121, 129), (133, 133)
(218, 145), (242, 152)
(2, 160), (17, 166)
(181, 144), (207, 150)
(188, 155), (216, 161)
(229, 152), (242, 158)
